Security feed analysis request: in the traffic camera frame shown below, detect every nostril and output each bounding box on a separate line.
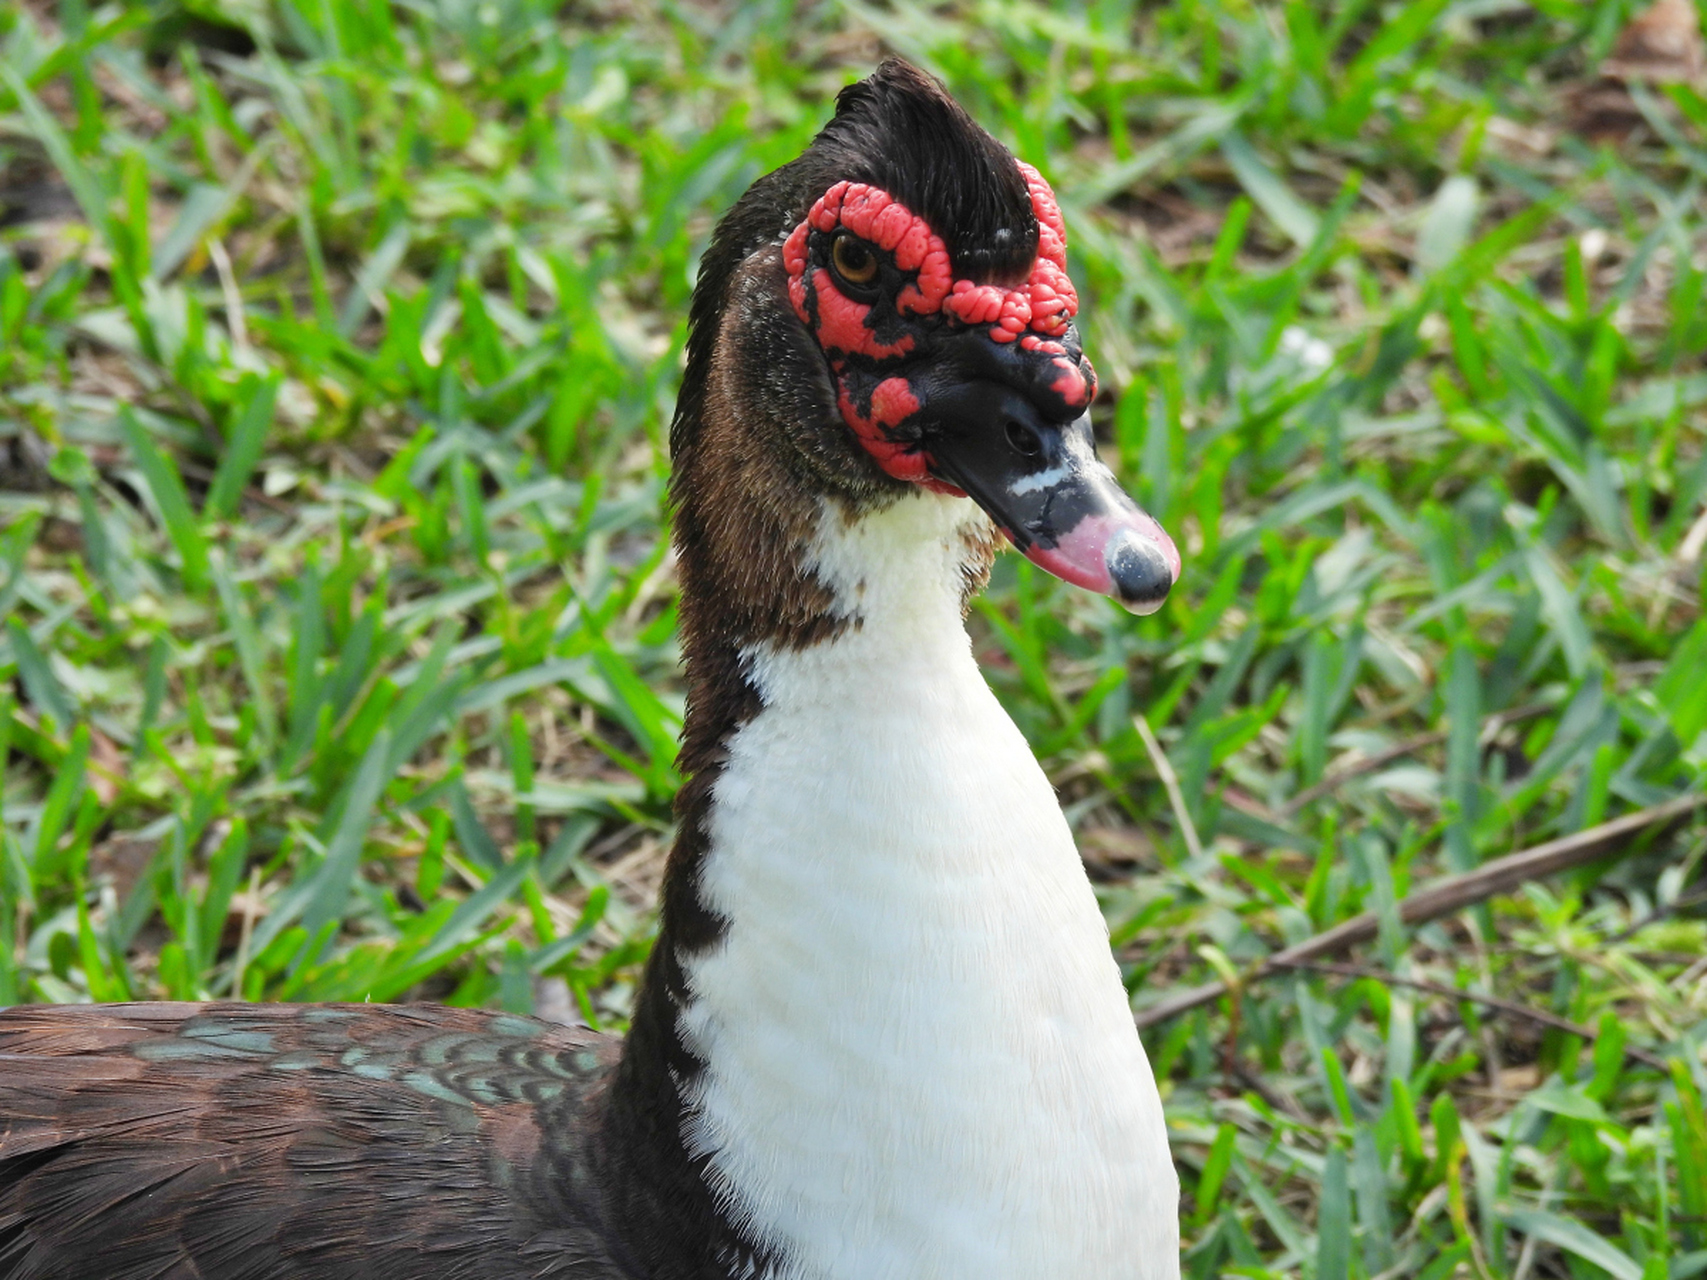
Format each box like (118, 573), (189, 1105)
(1005, 420), (1042, 459)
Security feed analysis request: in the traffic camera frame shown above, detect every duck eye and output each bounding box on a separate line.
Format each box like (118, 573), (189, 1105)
(830, 235), (879, 288)
(1005, 420), (1043, 458)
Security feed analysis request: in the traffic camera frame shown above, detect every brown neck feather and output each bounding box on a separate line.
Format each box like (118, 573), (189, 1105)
(594, 248), (854, 1276)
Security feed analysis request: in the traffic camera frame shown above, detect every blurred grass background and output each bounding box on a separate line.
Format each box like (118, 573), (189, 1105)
(3, 0), (1707, 1275)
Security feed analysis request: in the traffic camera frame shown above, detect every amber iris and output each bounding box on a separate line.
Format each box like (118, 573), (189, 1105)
(830, 233), (880, 287)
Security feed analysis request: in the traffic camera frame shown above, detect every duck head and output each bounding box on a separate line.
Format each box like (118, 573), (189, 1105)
(674, 60), (1180, 616)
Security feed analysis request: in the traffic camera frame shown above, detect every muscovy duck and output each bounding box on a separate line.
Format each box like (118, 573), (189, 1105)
(0, 59), (1181, 1280)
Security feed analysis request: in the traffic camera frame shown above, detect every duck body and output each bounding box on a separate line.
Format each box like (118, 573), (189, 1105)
(0, 1002), (629, 1279)
(0, 62), (1180, 1280)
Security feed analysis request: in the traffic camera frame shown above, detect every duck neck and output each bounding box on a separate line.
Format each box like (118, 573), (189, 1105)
(596, 301), (879, 1273)
(601, 463), (998, 1263)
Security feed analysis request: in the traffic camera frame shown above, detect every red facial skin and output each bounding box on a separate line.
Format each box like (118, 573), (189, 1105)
(783, 165), (1096, 488)
(837, 376), (929, 484)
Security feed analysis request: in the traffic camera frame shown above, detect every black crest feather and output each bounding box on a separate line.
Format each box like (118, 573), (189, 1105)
(676, 59), (1039, 461)
(812, 60), (1038, 281)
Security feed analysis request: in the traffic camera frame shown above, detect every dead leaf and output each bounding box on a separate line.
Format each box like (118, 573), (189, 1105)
(1079, 825), (1159, 872)
(1566, 0), (1707, 142)
(88, 832), (158, 902)
(86, 725), (126, 806)
(1497, 1064), (1541, 1092)
(1602, 0), (1706, 85)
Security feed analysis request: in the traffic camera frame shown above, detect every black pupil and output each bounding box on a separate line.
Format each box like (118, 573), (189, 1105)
(840, 241), (869, 275)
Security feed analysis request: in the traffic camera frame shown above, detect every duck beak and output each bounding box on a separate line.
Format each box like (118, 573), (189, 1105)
(921, 390), (1179, 615)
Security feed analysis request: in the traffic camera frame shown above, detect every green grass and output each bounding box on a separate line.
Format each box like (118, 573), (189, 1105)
(3, 0), (1706, 1274)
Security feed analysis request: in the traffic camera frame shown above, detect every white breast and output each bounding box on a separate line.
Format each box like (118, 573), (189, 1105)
(677, 492), (1179, 1280)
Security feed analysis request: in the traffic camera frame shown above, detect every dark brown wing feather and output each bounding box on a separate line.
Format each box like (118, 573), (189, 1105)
(0, 1002), (635, 1280)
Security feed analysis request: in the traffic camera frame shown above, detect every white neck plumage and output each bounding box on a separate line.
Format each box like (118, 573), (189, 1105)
(674, 489), (1180, 1280)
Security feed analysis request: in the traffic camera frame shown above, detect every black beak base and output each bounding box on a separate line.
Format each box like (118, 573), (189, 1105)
(918, 386), (1179, 614)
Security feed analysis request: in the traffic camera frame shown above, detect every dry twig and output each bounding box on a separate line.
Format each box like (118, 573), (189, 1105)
(1272, 959), (1667, 1070)
(1134, 793), (1707, 1029)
